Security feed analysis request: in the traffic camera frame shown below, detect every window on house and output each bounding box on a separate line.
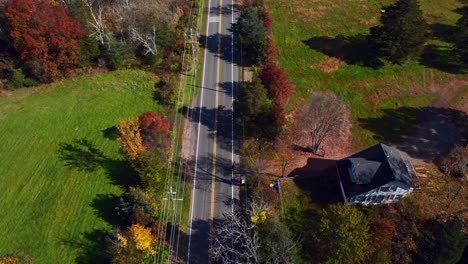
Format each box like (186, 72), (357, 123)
(380, 186), (390, 192)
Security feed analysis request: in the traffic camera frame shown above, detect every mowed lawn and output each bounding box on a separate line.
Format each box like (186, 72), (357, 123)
(266, 0), (466, 148)
(0, 70), (158, 263)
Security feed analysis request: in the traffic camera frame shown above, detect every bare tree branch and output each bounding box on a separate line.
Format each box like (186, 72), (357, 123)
(81, 0), (108, 46)
(129, 26), (157, 55)
(212, 209), (260, 264)
(296, 93), (347, 155)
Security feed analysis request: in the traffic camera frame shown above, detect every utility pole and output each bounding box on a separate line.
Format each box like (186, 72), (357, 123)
(163, 186), (183, 263)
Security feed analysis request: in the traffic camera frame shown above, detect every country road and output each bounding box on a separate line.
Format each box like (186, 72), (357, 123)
(187, 0), (240, 263)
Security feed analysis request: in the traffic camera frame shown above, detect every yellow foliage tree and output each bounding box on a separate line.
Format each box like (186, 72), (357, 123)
(117, 117), (146, 160)
(129, 224), (156, 255)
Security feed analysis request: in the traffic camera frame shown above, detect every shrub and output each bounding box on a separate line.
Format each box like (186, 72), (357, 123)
(4, 0), (84, 82)
(265, 36), (277, 64)
(153, 74), (178, 107)
(260, 9), (272, 31)
(5, 68), (39, 90)
(104, 38), (136, 70)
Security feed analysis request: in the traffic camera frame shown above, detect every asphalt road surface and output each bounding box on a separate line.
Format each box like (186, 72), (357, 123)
(187, 0), (240, 263)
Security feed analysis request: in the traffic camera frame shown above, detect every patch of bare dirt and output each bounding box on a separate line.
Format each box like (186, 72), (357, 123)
(180, 97), (199, 161)
(313, 56), (344, 73)
(261, 92), (353, 177)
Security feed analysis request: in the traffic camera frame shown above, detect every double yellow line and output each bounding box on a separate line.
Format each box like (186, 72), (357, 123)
(209, 0), (223, 262)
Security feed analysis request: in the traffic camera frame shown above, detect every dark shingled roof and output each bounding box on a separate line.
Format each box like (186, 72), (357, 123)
(337, 143), (415, 198)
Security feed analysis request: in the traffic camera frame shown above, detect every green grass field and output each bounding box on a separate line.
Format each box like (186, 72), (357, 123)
(0, 70), (158, 263)
(266, 0), (466, 148)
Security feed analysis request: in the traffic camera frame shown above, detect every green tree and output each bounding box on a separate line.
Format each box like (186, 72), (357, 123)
(314, 205), (370, 264)
(258, 220), (300, 264)
(432, 219), (467, 264)
(368, 0), (428, 64)
(235, 77), (274, 138)
(235, 7), (266, 64)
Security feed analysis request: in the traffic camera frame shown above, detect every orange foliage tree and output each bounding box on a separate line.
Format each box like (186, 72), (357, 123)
(4, 0), (83, 82)
(117, 117), (146, 160)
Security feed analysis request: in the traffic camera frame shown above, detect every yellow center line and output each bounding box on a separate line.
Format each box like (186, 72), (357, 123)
(209, 0), (223, 262)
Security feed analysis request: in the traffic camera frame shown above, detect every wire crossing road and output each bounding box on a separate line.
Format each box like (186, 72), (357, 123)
(187, 0), (239, 263)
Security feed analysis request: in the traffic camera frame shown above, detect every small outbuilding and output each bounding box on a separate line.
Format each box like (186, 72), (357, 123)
(336, 143), (416, 205)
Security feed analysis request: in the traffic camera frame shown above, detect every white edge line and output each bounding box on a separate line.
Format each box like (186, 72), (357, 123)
(187, 0), (212, 261)
(230, 0), (234, 214)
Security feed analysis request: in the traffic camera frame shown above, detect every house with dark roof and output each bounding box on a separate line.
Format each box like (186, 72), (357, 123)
(336, 143), (416, 205)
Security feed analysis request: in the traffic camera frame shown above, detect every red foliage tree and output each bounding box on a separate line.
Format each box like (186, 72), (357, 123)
(261, 9), (272, 31)
(272, 102), (286, 128)
(259, 63), (294, 104)
(265, 36), (277, 64)
(4, 0), (83, 82)
(138, 112), (171, 149)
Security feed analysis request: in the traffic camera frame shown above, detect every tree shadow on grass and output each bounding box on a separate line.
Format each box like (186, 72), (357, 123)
(358, 106), (467, 163)
(420, 44), (465, 74)
(303, 34), (384, 69)
(57, 139), (137, 262)
(91, 193), (126, 227)
(61, 229), (111, 264)
(102, 126), (119, 140)
(57, 138), (136, 188)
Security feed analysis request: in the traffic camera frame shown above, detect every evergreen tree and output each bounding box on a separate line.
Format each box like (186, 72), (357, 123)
(368, 0), (428, 64)
(235, 7), (266, 64)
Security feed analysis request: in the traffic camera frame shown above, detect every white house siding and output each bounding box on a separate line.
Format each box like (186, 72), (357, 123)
(347, 181), (413, 205)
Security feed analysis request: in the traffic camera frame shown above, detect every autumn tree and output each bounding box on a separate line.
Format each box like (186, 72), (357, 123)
(295, 93), (347, 154)
(111, 224), (157, 263)
(368, 0), (428, 64)
(117, 117), (146, 160)
(137, 111), (171, 150)
(265, 36), (277, 64)
(4, 0), (84, 82)
(314, 204), (370, 264)
(260, 9), (272, 31)
(259, 63), (294, 104)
